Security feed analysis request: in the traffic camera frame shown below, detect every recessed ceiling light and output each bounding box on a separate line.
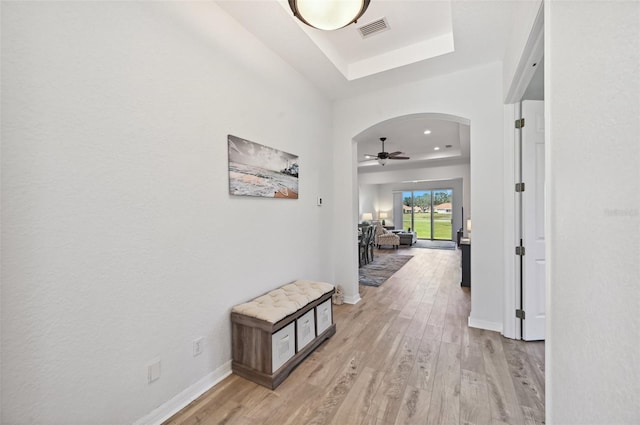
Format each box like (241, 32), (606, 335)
(423, 130), (431, 135)
(434, 146), (440, 151)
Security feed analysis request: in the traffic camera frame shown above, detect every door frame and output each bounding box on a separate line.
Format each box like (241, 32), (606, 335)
(502, 3), (544, 340)
(503, 102), (520, 340)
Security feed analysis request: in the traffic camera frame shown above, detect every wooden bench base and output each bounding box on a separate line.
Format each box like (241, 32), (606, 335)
(232, 324), (335, 389)
(231, 288), (335, 389)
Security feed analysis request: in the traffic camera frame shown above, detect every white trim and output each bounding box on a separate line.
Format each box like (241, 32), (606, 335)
(343, 294), (362, 305)
(133, 361), (232, 425)
(502, 103), (518, 340)
(468, 317), (503, 333)
(504, 3), (544, 103)
(543, 3), (551, 416)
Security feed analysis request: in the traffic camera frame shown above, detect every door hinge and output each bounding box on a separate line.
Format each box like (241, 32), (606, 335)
(515, 182), (526, 192)
(515, 246), (526, 256)
(515, 118), (525, 129)
(516, 309), (526, 319)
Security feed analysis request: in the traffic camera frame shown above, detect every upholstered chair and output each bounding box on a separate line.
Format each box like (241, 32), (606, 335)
(374, 223), (400, 249)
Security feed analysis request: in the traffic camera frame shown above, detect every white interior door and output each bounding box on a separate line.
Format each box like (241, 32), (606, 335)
(522, 100), (546, 340)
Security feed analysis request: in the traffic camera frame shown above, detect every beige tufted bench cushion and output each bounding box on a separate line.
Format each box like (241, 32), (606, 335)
(231, 280), (335, 324)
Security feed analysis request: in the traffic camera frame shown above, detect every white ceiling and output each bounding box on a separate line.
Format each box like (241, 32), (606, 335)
(216, 0), (534, 170)
(355, 114), (470, 170)
(284, 0), (455, 80)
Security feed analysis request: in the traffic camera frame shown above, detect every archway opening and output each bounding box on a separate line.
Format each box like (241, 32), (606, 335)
(353, 112), (471, 245)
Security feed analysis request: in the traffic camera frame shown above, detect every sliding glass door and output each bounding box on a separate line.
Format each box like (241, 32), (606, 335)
(401, 189), (453, 240)
(402, 191), (431, 239)
(432, 189), (453, 240)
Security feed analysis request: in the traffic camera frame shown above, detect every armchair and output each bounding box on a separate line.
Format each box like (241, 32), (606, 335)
(374, 223), (399, 249)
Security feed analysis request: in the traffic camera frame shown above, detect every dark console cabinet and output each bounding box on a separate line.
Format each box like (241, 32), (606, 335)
(460, 238), (471, 287)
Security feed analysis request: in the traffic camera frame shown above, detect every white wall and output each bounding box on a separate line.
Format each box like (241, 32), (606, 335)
(333, 63), (505, 330)
(358, 184), (378, 222)
(546, 2), (640, 424)
(0, 2), (332, 424)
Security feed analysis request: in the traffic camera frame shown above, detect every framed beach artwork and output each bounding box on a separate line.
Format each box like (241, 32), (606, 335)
(227, 135), (299, 199)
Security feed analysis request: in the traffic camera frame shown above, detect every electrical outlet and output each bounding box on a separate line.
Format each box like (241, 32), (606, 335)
(193, 337), (204, 357)
(147, 359), (161, 384)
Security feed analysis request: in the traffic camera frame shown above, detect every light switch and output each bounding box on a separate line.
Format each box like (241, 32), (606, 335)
(147, 359), (161, 383)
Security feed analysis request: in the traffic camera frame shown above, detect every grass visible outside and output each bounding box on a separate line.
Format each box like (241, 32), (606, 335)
(402, 212), (452, 240)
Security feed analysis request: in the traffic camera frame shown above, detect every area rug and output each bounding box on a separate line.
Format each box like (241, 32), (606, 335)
(413, 240), (457, 250)
(359, 255), (413, 287)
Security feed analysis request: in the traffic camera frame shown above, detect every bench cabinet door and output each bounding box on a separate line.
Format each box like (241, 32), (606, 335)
(271, 322), (295, 372)
(296, 309), (316, 351)
(316, 299), (333, 335)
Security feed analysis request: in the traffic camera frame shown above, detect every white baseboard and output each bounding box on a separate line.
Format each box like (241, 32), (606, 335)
(468, 317), (503, 333)
(343, 294), (361, 304)
(133, 361), (232, 425)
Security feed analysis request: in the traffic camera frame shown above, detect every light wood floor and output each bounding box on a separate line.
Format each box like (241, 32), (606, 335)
(164, 247), (545, 425)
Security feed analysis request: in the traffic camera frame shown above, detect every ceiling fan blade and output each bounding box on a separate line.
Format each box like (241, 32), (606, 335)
(390, 156), (410, 160)
(388, 151), (403, 156)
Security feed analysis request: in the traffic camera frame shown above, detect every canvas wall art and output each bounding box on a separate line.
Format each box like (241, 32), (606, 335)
(228, 135), (299, 199)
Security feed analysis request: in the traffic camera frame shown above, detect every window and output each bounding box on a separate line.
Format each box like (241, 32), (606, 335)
(397, 189), (453, 240)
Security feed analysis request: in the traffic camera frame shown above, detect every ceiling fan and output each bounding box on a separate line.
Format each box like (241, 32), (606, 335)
(364, 137), (410, 165)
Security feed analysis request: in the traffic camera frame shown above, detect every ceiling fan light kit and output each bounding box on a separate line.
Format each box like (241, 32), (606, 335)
(288, 0), (371, 31)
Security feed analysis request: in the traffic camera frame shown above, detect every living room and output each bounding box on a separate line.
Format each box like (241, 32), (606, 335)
(357, 119), (468, 249)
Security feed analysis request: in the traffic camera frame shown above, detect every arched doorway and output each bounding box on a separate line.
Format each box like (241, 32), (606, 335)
(352, 112), (471, 295)
(354, 113), (470, 235)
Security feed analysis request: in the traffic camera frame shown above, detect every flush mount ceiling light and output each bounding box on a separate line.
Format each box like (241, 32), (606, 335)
(288, 0), (371, 31)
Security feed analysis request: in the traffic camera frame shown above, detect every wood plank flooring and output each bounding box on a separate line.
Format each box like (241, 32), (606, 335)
(164, 247), (545, 425)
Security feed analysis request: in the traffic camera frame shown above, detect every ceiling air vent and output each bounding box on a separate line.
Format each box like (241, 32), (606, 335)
(358, 18), (389, 39)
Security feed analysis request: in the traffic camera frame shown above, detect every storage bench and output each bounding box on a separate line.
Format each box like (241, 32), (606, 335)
(231, 280), (336, 389)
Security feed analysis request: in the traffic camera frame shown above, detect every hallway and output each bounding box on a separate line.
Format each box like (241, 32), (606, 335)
(166, 247), (545, 425)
